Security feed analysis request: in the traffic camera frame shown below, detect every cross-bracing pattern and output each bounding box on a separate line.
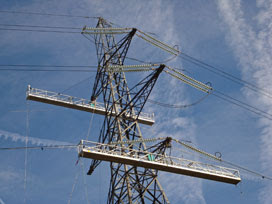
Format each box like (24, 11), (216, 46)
(83, 18), (169, 203)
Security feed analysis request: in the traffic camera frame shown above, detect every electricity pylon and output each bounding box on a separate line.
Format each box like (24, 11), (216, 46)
(26, 17), (240, 204)
(83, 17), (169, 204)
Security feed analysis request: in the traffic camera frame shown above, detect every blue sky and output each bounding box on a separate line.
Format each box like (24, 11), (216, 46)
(0, 0), (272, 203)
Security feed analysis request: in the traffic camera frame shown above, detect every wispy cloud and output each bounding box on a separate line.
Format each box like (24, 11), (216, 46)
(217, 0), (272, 203)
(0, 169), (21, 189)
(0, 168), (23, 194)
(0, 129), (72, 146)
(0, 198), (5, 204)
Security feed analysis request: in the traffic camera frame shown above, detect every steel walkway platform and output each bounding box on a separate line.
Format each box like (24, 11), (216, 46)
(26, 85), (155, 126)
(78, 140), (241, 185)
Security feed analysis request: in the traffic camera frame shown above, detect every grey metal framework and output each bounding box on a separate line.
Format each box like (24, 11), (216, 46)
(81, 18), (170, 203)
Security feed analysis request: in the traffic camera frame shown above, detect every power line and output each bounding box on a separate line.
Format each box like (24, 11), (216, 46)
(0, 68), (97, 72)
(82, 34), (95, 44)
(176, 142), (272, 181)
(211, 90), (272, 120)
(151, 69), (272, 119)
(0, 144), (77, 151)
(2, 64), (272, 120)
(0, 27), (79, 34)
(1, 20), (271, 102)
(163, 66), (272, 120)
(221, 159), (272, 181)
(0, 38), (271, 119)
(0, 23), (82, 34)
(0, 10), (98, 19)
(131, 29), (272, 100)
(147, 93), (210, 109)
(173, 139), (272, 181)
(1, 142), (271, 181)
(179, 52), (272, 99)
(0, 64), (98, 72)
(176, 53), (272, 120)
(0, 64), (97, 68)
(2, 63), (272, 120)
(129, 50), (272, 104)
(2, 22), (272, 101)
(60, 76), (92, 93)
(2, 13), (271, 190)
(0, 23), (81, 30)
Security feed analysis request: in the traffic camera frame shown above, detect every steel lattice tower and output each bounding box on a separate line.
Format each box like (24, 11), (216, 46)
(85, 18), (169, 203)
(25, 17), (241, 204)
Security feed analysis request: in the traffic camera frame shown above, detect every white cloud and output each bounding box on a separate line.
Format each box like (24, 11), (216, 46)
(217, 0), (272, 203)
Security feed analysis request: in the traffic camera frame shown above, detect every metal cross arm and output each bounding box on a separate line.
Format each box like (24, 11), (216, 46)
(81, 21), (180, 56)
(106, 64), (159, 73)
(81, 26), (134, 35)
